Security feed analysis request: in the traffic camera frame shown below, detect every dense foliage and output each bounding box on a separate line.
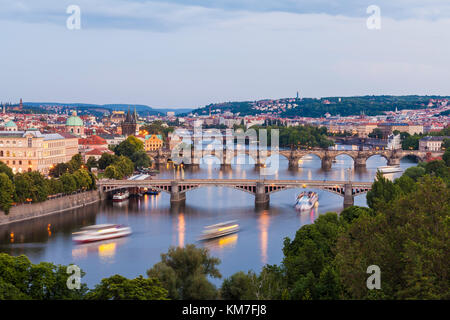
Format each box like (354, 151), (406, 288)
(220, 160), (449, 300)
(147, 244), (221, 300)
(0, 154), (97, 214)
(113, 136), (151, 170)
(250, 125), (334, 149)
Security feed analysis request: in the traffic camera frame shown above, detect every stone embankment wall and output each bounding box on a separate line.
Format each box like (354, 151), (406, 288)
(0, 190), (100, 225)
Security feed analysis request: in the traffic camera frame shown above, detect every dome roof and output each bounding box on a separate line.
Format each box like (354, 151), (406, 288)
(5, 120), (17, 127)
(66, 112), (84, 126)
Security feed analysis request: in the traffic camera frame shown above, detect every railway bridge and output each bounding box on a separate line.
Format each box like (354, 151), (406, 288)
(98, 178), (373, 208)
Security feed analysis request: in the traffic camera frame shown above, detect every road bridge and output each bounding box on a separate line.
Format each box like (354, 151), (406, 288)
(98, 178), (373, 208)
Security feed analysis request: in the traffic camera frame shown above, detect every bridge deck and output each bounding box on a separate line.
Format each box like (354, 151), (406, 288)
(99, 178), (372, 188)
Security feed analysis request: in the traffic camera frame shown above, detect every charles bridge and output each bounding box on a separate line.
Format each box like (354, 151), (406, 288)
(147, 148), (442, 170)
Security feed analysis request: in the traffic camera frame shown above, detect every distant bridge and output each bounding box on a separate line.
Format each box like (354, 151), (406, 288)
(98, 178), (373, 208)
(147, 148), (443, 170)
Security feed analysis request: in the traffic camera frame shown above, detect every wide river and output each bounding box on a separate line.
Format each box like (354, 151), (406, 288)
(0, 147), (417, 288)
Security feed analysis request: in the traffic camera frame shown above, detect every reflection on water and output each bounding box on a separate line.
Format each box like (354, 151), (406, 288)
(202, 233), (238, 251)
(72, 237), (128, 263)
(178, 213), (185, 248)
(258, 211), (270, 265)
(0, 148), (418, 288)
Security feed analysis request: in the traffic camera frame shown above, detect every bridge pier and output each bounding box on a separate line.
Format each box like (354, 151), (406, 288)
(255, 182), (269, 208)
(170, 181), (186, 205)
(321, 157), (333, 170)
(288, 158), (298, 168)
(220, 163), (232, 170)
(387, 157), (400, 166)
(343, 183), (354, 208)
(354, 157), (367, 168)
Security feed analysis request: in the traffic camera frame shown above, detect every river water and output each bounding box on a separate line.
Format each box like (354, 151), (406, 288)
(0, 148), (417, 288)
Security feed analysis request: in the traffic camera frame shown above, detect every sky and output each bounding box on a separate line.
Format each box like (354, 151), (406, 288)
(0, 0), (449, 109)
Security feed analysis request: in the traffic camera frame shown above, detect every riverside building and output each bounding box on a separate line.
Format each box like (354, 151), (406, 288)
(0, 130), (79, 174)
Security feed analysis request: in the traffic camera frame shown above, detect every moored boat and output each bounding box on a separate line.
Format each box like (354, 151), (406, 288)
(113, 191), (129, 202)
(295, 191), (318, 211)
(72, 224), (132, 244)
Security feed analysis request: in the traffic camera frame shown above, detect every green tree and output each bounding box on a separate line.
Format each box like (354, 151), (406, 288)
(221, 271), (257, 300)
(0, 161), (14, 180)
(115, 136), (144, 158)
(368, 128), (383, 139)
(0, 173), (15, 214)
(443, 149), (450, 167)
(98, 153), (119, 170)
(0, 253), (88, 299)
(282, 212), (344, 299)
(60, 173), (77, 194)
(72, 169), (93, 190)
(130, 150), (151, 169)
(336, 176), (450, 299)
(47, 178), (63, 195)
(86, 275), (168, 300)
(86, 156), (98, 171)
(147, 244), (221, 300)
(68, 154), (83, 171)
(116, 156), (134, 177)
(49, 162), (72, 177)
(366, 171), (402, 211)
(13, 171), (49, 203)
(402, 134), (421, 150)
(403, 166), (426, 181)
(340, 205), (374, 224)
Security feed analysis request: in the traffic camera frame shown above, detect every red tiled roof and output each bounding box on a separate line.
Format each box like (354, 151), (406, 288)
(78, 135), (107, 145)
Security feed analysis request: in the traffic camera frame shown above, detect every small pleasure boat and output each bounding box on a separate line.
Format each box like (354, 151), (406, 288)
(72, 224), (132, 244)
(198, 220), (240, 241)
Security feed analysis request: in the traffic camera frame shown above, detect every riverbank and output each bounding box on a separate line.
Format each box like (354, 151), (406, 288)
(0, 190), (101, 226)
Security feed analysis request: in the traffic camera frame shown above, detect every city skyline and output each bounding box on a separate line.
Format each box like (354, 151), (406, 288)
(1, 1), (450, 108)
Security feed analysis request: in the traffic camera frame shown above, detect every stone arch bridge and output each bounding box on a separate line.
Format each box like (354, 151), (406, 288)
(98, 178), (373, 208)
(147, 149), (441, 170)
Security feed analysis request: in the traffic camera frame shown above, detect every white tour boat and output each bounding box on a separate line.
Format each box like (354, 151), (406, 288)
(377, 166), (402, 174)
(295, 191), (319, 211)
(112, 191), (129, 202)
(72, 224), (132, 244)
(199, 220), (240, 241)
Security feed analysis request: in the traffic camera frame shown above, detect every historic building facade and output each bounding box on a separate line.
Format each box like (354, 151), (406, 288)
(0, 130), (79, 174)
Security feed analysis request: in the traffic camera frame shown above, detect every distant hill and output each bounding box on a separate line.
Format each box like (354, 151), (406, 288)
(187, 95), (450, 118)
(22, 102), (192, 116)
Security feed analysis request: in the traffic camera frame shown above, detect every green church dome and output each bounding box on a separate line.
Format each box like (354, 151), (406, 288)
(66, 111), (84, 126)
(5, 120), (17, 127)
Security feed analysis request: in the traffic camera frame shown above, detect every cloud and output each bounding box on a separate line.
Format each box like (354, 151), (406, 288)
(0, 0), (449, 32)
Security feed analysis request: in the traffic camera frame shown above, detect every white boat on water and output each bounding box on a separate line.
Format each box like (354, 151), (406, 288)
(295, 191), (318, 211)
(377, 166), (402, 174)
(199, 220), (240, 241)
(72, 224), (132, 244)
(113, 191), (129, 202)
